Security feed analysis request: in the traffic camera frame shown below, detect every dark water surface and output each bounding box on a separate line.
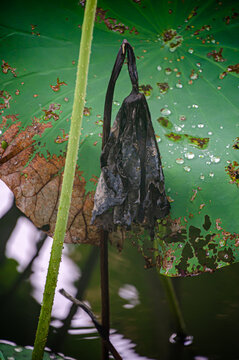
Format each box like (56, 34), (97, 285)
(0, 181), (239, 360)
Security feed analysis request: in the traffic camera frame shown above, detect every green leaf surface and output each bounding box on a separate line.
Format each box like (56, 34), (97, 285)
(1, 0), (239, 276)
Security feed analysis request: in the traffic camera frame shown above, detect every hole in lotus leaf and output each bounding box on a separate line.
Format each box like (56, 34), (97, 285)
(161, 29), (183, 52)
(1, 60), (17, 77)
(31, 24), (40, 36)
(218, 248), (234, 264)
(186, 6), (198, 21)
(207, 48), (226, 62)
(203, 215), (211, 231)
(157, 82), (169, 94)
(94, 7), (139, 34)
(55, 129), (69, 143)
(227, 63), (239, 74)
(42, 104), (61, 121)
(162, 29), (177, 42)
(219, 71), (227, 79)
(83, 107), (92, 116)
(157, 116), (173, 128)
(139, 84), (153, 97)
(223, 10), (239, 25)
(225, 161), (239, 186)
(193, 24), (211, 36)
(50, 78), (67, 92)
(190, 189), (198, 202)
(0, 91), (12, 112)
(233, 137), (239, 149)
(175, 243), (194, 276)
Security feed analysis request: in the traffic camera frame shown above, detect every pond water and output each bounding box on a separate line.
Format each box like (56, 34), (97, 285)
(0, 180), (239, 360)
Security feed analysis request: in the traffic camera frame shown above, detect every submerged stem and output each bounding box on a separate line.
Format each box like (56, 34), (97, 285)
(159, 275), (187, 337)
(154, 228), (187, 338)
(32, 1), (97, 359)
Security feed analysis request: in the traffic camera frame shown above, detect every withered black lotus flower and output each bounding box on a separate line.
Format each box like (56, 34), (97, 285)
(91, 40), (170, 237)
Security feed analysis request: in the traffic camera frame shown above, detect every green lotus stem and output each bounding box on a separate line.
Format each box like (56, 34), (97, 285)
(154, 226), (187, 337)
(32, 1), (97, 359)
(159, 275), (187, 337)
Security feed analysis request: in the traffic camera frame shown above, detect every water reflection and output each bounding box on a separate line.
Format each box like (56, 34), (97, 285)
(0, 180), (14, 218)
(110, 331), (155, 360)
(6, 217), (42, 272)
(0, 182), (157, 359)
(30, 237), (80, 320)
(1, 181), (239, 360)
(118, 284), (140, 309)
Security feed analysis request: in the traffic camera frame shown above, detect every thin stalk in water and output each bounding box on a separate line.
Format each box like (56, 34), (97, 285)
(159, 275), (187, 337)
(154, 228), (187, 339)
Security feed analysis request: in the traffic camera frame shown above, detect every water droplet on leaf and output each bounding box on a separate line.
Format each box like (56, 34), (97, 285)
(179, 115), (186, 121)
(176, 158), (184, 164)
(184, 165), (191, 172)
(185, 152), (195, 159)
(210, 155), (220, 163)
(161, 108), (171, 116)
(165, 67), (172, 75)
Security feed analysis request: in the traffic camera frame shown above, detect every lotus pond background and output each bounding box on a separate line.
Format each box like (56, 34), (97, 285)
(1, 181), (239, 360)
(0, 0), (239, 276)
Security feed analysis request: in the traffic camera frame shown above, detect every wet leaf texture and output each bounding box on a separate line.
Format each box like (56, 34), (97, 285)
(1, 0), (239, 275)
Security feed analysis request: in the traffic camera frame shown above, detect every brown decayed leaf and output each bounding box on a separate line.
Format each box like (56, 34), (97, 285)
(0, 116), (101, 245)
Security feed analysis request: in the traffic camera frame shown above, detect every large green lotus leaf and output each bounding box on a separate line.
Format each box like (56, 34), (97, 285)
(0, 0), (239, 275)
